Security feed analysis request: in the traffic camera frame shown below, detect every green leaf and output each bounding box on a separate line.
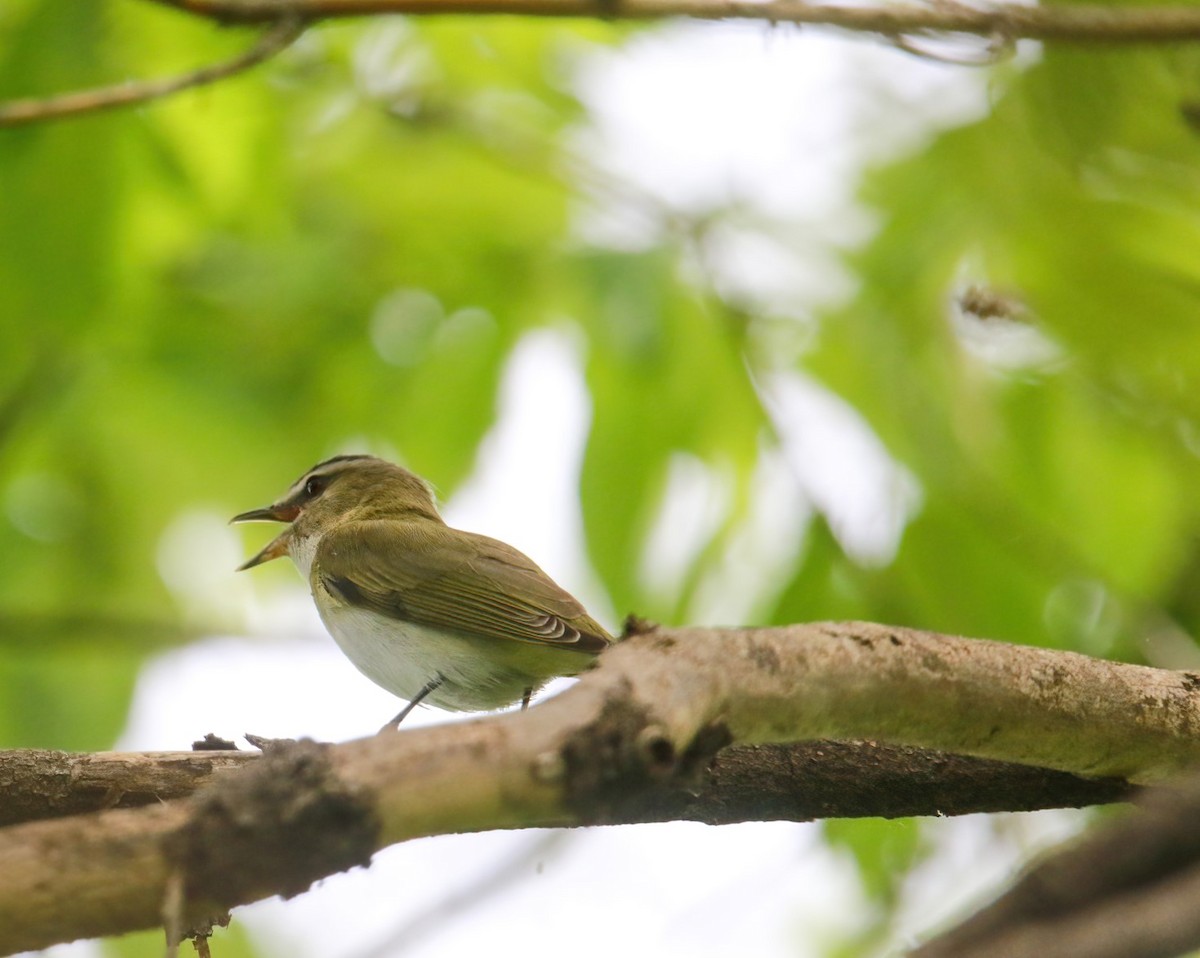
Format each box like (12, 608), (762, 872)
(823, 817), (928, 906)
(577, 249), (765, 617)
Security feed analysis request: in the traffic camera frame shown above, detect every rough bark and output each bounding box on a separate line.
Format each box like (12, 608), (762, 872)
(0, 739), (1131, 828)
(0, 748), (254, 827)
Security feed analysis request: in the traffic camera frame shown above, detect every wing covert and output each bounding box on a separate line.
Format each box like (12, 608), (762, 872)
(315, 521), (610, 653)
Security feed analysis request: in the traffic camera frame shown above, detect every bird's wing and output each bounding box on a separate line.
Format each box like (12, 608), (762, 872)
(314, 521), (611, 653)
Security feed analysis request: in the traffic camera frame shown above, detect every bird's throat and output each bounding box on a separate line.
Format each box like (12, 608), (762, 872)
(288, 532), (321, 581)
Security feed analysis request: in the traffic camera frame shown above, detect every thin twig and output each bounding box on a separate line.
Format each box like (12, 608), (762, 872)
(147, 0), (1200, 44)
(0, 17), (305, 128)
(887, 30), (1016, 65)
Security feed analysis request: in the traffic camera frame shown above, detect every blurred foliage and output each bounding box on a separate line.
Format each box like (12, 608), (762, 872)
(103, 921), (259, 958)
(824, 817), (927, 906)
(806, 46), (1200, 658)
(822, 817), (929, 954)
(5, 1), (1200, 953)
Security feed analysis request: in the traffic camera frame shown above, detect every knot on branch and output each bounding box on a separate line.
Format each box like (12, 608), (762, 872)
(162, 739), (378, 909)
(560, 687), (732, 823)
(621, 612), (660, 638)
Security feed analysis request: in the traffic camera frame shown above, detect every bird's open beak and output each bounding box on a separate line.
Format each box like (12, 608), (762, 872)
(231, 502), (301, 570)
(230, 504), (300, 524)
(236, 529), (292, 571)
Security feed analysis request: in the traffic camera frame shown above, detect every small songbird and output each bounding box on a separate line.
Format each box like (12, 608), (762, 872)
(232, 455), (612, 728)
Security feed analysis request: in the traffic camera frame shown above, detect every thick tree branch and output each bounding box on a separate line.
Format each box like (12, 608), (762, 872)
(0, 621), (1195, 953)
(0, 739), (1130, 828)
(149, 0), (1200, 44)
(636, 741), (1132, 823)
(0, 748), (255, 827)
(0, 17), (303, 128)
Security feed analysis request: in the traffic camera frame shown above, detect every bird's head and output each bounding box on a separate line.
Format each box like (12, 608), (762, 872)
(231, 455), (440, 570)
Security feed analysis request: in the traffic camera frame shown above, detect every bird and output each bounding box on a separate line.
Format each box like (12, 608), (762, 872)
(232, 455), (612, 729)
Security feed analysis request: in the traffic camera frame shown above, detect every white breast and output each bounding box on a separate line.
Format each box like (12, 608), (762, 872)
(290, 535), (586, 713)
(311, 584), (549, 712)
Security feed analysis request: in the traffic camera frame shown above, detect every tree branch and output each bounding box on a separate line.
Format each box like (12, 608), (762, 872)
(8, 0), (1196, 129)
(0, 621), (1194, 953)
(0, 748), (255, 827)
(0, 739), (1131, 828)
(0, 17), (304, 128)
(148, 0), (1200, 44)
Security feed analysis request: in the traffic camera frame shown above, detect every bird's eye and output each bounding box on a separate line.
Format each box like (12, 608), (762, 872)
(304, 476), (325, 497)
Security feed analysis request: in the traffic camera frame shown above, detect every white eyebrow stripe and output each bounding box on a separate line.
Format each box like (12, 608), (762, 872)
(286, 460), (358, 498)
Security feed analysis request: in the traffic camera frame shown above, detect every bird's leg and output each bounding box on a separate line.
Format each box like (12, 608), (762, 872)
(521, 686), (533, 710)
(379, 675), (444, 733)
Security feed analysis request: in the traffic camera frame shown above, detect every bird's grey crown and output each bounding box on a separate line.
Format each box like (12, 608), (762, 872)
(306, 453), (377, 475)
(286, 454), (439, 516)
(289, 454), (378, 494)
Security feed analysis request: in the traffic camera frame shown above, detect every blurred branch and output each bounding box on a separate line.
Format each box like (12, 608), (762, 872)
(914, 770), (1200, 958)
(4, 1), (1198, 127)
(0, 620), (1194, 953)
(0, 17), (304, 128)
(150, 0), (1200, 44)
(0, 613), (205, 650)
(0, 351), (71, 458)
(355, 831), (570, 958)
